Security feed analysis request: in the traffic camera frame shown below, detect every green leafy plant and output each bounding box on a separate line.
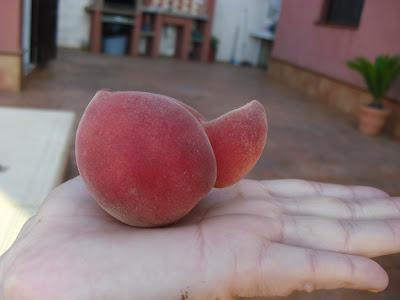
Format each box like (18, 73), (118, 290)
(347, 55), (400, 109)
(211, 36), (219, 50)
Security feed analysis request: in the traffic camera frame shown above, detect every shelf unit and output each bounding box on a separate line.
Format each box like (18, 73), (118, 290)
(137, 11), (157, 57)
(86, 0), (215, 62)
(140, 31), (155, 37)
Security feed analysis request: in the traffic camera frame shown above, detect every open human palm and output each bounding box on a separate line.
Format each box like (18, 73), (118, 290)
(1, 177), (400, 300)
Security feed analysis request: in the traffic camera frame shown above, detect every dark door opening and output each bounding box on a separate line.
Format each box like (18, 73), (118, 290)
(31, 0), (58, 65)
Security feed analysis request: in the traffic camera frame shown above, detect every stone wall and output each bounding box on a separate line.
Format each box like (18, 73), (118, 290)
(268, 58), (400, 138)
(0, 54), (21, 92)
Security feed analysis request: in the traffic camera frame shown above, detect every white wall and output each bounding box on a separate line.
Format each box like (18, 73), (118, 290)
(212, 0), (280, 64)
(56, 0), (281, 65)
(57, 0), (91, 48)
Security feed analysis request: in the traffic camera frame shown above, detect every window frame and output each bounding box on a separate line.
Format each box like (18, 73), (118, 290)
(317, 0), (365, 29)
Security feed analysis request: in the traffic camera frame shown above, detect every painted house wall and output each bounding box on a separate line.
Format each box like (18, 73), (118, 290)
(272, 0), (400, 100)
(0, 0), (22, 53)
(0, 0), (22, 91)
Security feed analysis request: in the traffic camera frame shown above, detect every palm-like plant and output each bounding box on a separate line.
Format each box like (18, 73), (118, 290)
(347, 55), (400, 109)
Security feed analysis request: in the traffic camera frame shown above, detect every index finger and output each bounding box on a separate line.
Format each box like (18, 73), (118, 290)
(260, 179), (390, 200)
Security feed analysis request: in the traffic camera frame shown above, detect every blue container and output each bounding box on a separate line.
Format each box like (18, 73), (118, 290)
(103, 35), (128, 55)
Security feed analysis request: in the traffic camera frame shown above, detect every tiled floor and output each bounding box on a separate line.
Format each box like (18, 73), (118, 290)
(1, 49), (399, 195)
(1, 48), (400, 299)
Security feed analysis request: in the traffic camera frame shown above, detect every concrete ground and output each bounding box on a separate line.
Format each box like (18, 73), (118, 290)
(1, 48), (400, 299)
(1, 48), (399, 194)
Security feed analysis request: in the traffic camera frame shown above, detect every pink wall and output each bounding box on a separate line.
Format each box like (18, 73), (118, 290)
(272, 0), (400, 100)
(0, 0), (22, 53)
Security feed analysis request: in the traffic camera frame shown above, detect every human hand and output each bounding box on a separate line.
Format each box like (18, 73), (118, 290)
(1, 177), (399, 299)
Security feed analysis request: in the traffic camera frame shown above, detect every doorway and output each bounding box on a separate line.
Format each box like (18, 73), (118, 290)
(23, 0), (58, 71)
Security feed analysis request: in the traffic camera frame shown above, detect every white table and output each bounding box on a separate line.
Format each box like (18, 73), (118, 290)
(0, 107), (75, 255)
(251, 31), (275, 68)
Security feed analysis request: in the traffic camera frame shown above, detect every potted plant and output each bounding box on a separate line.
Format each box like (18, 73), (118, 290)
(209, 36), (219, 63)
(347, 55), (400, 136)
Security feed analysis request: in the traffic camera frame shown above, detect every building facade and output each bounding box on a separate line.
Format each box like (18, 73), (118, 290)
(269, 0), (400, 137)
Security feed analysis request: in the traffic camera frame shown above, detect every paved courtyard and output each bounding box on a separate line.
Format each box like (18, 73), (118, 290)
(1, 48), (399, 195)
(1, 48), (400, 299)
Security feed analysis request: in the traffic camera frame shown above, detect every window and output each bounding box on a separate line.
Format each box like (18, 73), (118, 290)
(322, 0), (365, 27)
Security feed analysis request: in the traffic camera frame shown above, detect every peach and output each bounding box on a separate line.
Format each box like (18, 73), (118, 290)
(172, 100), (268, 187)
(203, 101), (267, 187)
(76, 91), (217, 227)
(76, 91), (268, 227)
(171, 98), (205, 122)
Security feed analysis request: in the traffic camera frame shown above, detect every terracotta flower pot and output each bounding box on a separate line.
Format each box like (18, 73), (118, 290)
(358, 104), (390, 136)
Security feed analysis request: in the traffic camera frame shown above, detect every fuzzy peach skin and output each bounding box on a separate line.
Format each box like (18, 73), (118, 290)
(76, 91), (217, 227)
(172, 101), (268, 187)
(179, 100), (268, 188)
(76, 91), (268, 227)
(203, 100), (268, 187)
